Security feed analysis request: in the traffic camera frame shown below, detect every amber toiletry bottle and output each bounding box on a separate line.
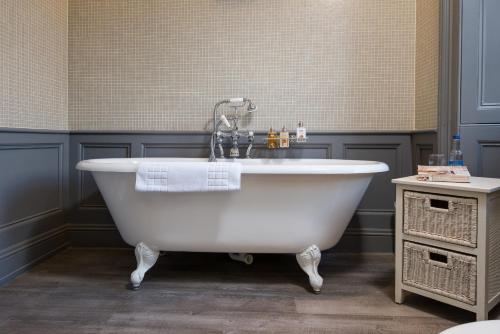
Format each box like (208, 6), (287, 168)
(267, 127), (278, 149)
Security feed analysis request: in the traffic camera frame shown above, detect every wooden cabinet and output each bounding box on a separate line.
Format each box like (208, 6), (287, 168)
(393, 176), (500, 320)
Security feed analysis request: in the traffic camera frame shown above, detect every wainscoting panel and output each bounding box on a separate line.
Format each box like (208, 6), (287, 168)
(80, 143), (131, 207)
(0, 130), (439, 285)
(0, 131), (69, 285)
(68, 132), (416, 252)
(339, 136), (416, 252)
(253, 144), (333, 159)
(343, 143), (403, 211)
(142, 143), (208, 158)
(411, 131), (438, 173)
(0, 144), (62, 228)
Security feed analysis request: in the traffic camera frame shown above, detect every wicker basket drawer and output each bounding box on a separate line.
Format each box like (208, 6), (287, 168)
(403, 242), (477, 305)
(403, 191), (478, 247)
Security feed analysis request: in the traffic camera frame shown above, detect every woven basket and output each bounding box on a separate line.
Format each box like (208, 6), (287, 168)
(403, 242), (477, 305)
(404, 191), (478, 247)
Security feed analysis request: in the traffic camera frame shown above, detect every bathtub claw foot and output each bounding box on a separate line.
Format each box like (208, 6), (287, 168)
(296, 245), (323, 293)
(130, 242), (159, 289)
(229, 253), (253, 265)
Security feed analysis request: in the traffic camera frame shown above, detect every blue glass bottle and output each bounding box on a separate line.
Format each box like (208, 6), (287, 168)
(448, 134), (464, 166)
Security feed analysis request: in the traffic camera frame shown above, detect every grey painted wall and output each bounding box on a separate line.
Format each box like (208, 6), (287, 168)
(0, 129), (436, 286)
(67, 132), (429, 253)
(412, 132), (438, 173)
(0, 131), (69, 285)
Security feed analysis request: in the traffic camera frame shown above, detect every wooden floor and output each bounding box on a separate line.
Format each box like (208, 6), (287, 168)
(0, 249), (498, 334)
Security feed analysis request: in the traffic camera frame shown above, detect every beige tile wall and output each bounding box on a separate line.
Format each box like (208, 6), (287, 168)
(0, 1), (437, 132)
(0, 0), (68, 130)
(415, 0), (440, 131)
(68, 0), (418, 132)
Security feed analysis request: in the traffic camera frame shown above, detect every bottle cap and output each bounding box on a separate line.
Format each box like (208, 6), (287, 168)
(298, 121), (304, 127)
(453, 134), (461, 140)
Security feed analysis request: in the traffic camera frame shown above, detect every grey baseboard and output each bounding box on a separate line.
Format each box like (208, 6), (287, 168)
(68, 224), (128, 248)
(0, 225), (68, 286)
(67, 210), (395, 252)
(335, 210), (394, 252)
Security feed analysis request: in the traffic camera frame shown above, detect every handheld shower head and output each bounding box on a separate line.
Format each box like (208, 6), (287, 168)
(220, 114), (231, 128)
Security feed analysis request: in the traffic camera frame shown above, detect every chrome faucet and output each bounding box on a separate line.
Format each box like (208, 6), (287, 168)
(209, 98), (256, 162)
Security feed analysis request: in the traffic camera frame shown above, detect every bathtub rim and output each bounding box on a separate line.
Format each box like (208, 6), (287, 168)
(76, 158), (389, 175)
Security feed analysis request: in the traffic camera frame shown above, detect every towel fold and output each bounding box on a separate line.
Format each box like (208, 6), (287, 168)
(135, 162), (241, 192)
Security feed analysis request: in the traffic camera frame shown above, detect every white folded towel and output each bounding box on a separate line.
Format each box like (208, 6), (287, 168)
(135, 162), (241, 192)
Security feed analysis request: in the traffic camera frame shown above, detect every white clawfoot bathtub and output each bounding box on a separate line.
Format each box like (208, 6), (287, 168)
(76, 158), (388, 292)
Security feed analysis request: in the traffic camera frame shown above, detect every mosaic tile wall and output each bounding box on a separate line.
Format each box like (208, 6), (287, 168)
(415, 0), (440, 130)
(68, 0), (417, 132)
(0, 0), (68, 130)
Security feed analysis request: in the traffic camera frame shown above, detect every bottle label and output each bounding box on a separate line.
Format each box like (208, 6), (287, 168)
(448, 160), (464, 166)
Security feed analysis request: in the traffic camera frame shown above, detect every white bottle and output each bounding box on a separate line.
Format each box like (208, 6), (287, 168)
(296, 121), (306, 143)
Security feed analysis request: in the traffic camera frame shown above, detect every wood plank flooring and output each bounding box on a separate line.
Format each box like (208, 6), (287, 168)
(0, 249), (498, 333)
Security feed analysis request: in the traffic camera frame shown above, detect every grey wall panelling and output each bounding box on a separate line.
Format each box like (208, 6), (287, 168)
(411, 131), (438, 173)
(0, 129), (437, 286)
(68, 132), (418, 252)
(0, 130), (69, 285)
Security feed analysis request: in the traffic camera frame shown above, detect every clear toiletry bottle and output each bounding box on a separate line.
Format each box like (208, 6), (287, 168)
(267, 127), (278, 149)
(279, 126), (289, 148)
(296, 121), (306, 143)
(448, 134), (464, 166)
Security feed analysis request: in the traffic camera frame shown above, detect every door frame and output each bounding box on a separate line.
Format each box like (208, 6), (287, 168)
(437, 0), (461, 155)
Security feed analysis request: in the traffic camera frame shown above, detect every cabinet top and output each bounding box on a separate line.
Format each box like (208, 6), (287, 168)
(392, 176), (500, 193)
